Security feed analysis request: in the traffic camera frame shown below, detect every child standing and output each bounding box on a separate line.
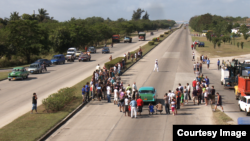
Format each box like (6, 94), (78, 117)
(148, 103), (154, 115)
(171, 98), (176, 116)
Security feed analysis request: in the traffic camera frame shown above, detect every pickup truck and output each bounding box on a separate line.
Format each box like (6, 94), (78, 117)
(79, 53), (91, 62)
(124, 37), (132, 43)
(238, 96), (250, 116)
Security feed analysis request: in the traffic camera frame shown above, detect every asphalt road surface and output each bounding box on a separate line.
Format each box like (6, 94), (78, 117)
(0, 27), (178, 128)
(47, 26), (214, 141)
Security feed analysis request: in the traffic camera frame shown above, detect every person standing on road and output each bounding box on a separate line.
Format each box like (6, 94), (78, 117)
(164, 93), (170, 114)
(82, 85), (86, 103)
(192, 79), (196, 92)
(213, 92), (224, 112)
(85, 82), (90, 102)
(132, 82), (137, 99)
(183, 86), (188, 104)
(187, 83), (191, 100)
(114, 87), (118, 105)
(31, 93), (38, 114)
(171, 98), (176, 116)
(200, 61), (202, 73)
(211, 86), (216, 104)
(124, 96), (129, 117)
(156, 102), (163, 114)
(136, 96), (143, 116)
(207, 58), (210, 69)
(191, 44), (194, 50)
(107, 84), (111, 103)
(153, 59), (159, 72)
(192, 52), (195, 61)
(193, 62), (196, 74)
(130, 98), (137, 118)
(195, 69), (200, 80)
(205, 76), (210, 86)
(192, 88), (198, 105)
(217, 59), (220, 70)
(96, 64), (100, 72)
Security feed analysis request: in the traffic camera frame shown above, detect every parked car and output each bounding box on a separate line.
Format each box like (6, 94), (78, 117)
(138, 87), (156, 104)
(75, 51), (82, 57)
(87, 47), (96, 53)
(198, 42), (205, 47)
(238, 96), (250, 116)
(34, 59), (51, 67)
(124, 37), (132, 43)
(8, 67), (29, 81)
(102, 47), (110, 53)
(27, 63), (43, 74)
(67, 47), (77, 54)
(78, 53), (91, 62)
(50, 54), (65, 65)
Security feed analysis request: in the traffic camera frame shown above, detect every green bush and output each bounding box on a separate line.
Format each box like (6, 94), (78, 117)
(105, 57), (124, 70)
(152, 38), (157, 42)
(42, 87), (76, 112)
(148, 41), (154, 45)
(160, 34), (164, 37)
(0, 55), (40, 68)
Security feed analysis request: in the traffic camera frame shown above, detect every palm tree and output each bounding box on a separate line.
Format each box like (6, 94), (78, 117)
(37, 8), (49, 22)
(10, 11), (20, 21)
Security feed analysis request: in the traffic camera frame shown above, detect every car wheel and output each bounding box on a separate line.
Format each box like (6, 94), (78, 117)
(246, 110), (249, 116)
(9, 79), (11, 81)
(221, 82), (223, 85)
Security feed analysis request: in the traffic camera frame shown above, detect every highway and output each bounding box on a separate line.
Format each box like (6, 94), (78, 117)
(0, 28), (173, 128)
(46, 25), (214, 141)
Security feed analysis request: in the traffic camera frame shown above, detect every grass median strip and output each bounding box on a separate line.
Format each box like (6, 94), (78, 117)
(211, 105), (233, 125)
(0, 28), (179, 141)
(0, 71), (11, 80)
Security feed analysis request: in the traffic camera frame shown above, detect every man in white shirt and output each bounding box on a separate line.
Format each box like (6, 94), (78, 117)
(193, 62), (196, 74)
(95, 71), (99, 81)
(107, 85), (111, 103)
(168, 90), (172, 103)
(96, 64), (100, 72)
(113, 87), (118, 105)
(132, 82), (137, 99)
(135, 53), (137, 61)
(170, 91), (176, 102)
(113, 66), (116, 74)
(153, 59), (159, 72)
(192, 51), (195, 61)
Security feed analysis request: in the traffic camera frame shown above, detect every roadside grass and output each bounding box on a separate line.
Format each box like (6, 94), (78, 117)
(0, 71), (11, 80)
(0, 28), (178, 141)
(189, 26), (250, 57)
(211, 105), (233, 125)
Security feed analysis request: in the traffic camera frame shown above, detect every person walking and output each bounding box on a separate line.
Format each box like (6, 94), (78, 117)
(82, 85), (86, 103)
(213, 92), (224, 112)
(136, 96), (143, 115)
(119, 95), (124, 112)
(130, 98), (137, 118)
(196, 62), (200, 71)
(207, 58), (210, 69)
(176, 88), (181, 109)
(205, 76), (210, 86)
(192, 51), (195, 61)
(217, 59), (220, 70)
(192, 79), (196, 92)
(156, 102), (163, 114)
(164, 93), (170, 114)
(153, 59), (159, 72)
(135, 53), (137, 61)
(109, 55), (112, 61)
(197, 86), (202, 105)
(31, 93), (38, 114)
(187, 83), (191, 100)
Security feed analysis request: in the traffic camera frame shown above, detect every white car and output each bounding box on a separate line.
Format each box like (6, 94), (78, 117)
(238, 96), (250, 116)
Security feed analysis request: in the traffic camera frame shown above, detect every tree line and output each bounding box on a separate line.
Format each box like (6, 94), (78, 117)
(0, 8), (176, 63)
(189, 13), (249, 49)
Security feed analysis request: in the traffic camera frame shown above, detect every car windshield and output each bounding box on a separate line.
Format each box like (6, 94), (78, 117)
(12, 69), (22, 72)
(248, 99), (250, 104)
(68, 50), (74, 52)
(30, 64), (38, 68)
(89, 47), (94, 49)
(103, 47), (108, 49)
(52, 56), (60, 59)
(139, 90), (154, 94)
(67, 53), (73, 56)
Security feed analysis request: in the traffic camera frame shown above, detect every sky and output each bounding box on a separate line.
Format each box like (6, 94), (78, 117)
(0, 0), (249, 22)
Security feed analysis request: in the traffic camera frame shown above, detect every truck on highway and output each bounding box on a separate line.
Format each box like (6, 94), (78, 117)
(138, 32), (146, 41)
(123, 36), (132, 43)
(221, 59), (240, 88)
(112, 35), (120, 43)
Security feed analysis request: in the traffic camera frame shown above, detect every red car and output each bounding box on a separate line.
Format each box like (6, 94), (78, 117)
(78, 54), (91, 62)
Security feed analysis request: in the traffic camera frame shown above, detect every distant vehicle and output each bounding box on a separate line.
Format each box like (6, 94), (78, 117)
(51, 54), (65, 65)
(34, 59), (51, 67)
(138, 32), (146, 41)
(78, 53), (91, 62)
(8, 67), (29, 81)
(198, 42), (205, 47)
(102, 47), (110, 53)
(123, 36), (132, 43)
(150, 32), (154, 35)
(112, 35), (120, 43)
(67, 47), (77, 54)
(27, 63), (43, 74)
(75, 51), (82, 57)
(87, 47), (96, 53)
(138, 87), (156, 104)
(66, 53), (75, 62)
(238, 96), (250, 116)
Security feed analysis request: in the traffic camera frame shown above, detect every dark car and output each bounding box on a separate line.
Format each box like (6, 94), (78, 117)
(87, 47), (96, 53)
(34, 59), (51, 67)
(78, 54), (91, 61)
(102, 47), (110, 53)
(198, 42), (205, 47)
(51, 54), (65, 65)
